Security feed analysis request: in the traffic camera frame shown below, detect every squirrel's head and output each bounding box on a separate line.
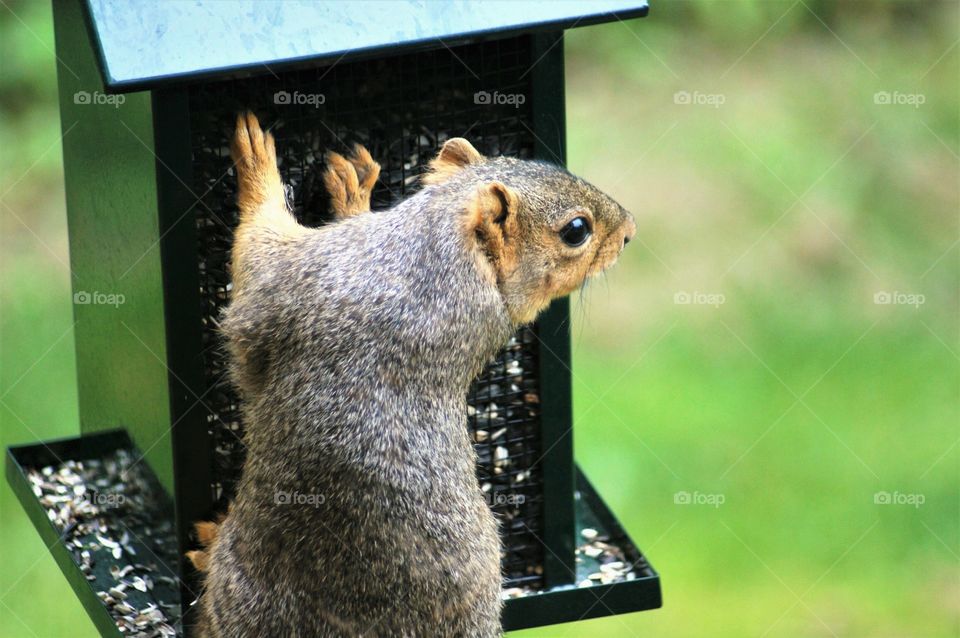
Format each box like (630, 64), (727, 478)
(423, 138), (636, 325)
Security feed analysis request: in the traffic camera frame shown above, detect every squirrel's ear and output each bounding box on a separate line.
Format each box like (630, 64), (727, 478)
(423, 138), (484, 185)
(464, 181), (520, 282)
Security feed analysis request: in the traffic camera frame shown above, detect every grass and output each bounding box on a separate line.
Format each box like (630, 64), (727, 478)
(1, 2), (957, 636)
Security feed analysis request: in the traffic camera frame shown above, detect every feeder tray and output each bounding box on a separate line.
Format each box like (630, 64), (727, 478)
(6, 431), (182, 637)
(8, 430), (659, 635)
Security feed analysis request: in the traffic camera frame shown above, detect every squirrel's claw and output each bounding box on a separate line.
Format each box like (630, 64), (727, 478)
(324, 144), (380, 220)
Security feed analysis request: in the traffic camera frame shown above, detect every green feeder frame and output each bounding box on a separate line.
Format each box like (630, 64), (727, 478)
(6, 1), (661, 634)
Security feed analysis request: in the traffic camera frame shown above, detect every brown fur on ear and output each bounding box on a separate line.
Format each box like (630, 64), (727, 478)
(464, 181), (520, 282)
(422, 138), (484, 185)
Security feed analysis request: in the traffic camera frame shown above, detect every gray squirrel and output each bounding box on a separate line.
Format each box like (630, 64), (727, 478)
(188, 112), (635, 637)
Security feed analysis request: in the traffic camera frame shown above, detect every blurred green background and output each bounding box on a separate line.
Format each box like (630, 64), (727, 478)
(1, 1), (957, 636)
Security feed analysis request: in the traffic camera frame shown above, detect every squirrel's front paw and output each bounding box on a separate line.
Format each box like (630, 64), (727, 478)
(231, 111), (284, 217)
(323, 144), (381, 219)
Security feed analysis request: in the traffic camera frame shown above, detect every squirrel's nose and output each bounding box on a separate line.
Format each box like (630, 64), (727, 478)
(622, 216), (637, 248)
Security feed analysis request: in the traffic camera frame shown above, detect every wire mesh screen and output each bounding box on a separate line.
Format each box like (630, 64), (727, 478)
(187, 35), (546, 589)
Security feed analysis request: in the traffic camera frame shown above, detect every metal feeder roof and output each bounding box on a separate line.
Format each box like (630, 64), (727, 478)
(84, 0), (649, 92)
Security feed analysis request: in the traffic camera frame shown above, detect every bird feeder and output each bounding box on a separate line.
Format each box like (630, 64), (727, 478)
(6, 1), (661, 635)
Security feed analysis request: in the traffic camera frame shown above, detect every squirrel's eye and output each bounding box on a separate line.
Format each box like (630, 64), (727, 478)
(559, 217), (591, 247)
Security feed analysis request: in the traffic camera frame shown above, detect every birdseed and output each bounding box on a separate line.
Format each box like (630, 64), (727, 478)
(26, 449), (183, 637)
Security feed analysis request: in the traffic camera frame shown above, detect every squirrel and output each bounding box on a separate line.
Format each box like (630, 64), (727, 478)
(189, 111), (636, 637)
